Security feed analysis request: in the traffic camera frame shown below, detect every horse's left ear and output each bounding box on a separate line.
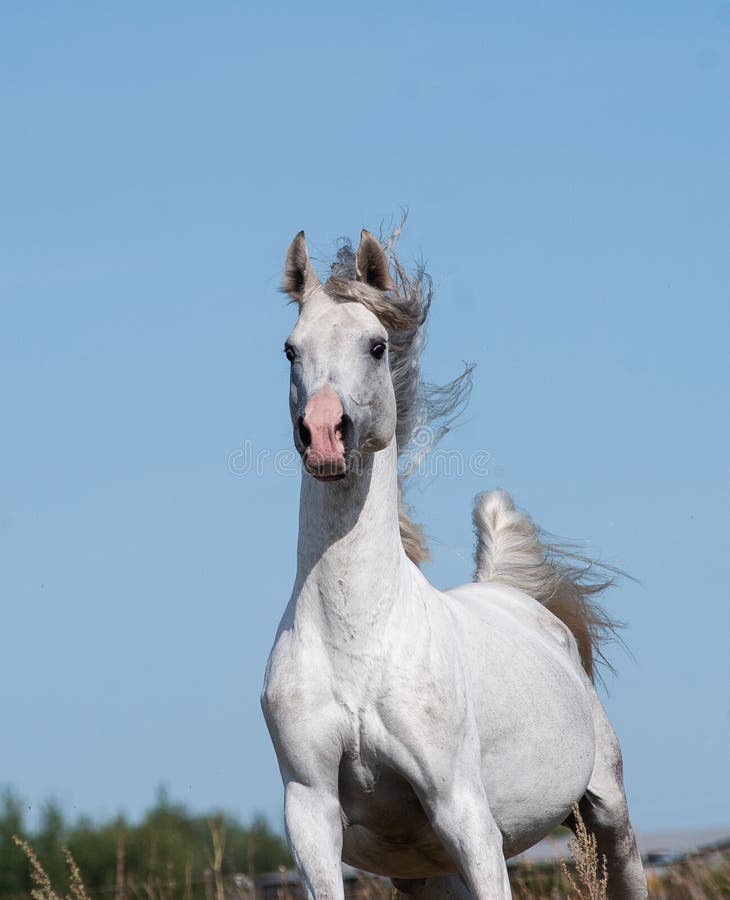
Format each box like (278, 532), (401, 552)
(356, 230), (393, 291)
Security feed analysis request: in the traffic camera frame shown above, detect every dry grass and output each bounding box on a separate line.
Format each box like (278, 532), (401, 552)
(10, 816), (730, 900)
(646, 852), (730, 899)
(559, 804), (608, 899)
(12, 838), (91, 900)
(205, 820), (225, 900)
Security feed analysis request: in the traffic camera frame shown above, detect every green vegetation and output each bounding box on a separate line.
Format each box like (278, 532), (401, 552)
(4, 789), (730, 899)
(0, 787), (291, 899)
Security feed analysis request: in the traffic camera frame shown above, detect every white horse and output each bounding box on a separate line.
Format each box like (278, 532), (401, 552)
(262, 229), (647, 900)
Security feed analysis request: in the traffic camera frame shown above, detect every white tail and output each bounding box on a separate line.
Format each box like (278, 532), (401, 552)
(473, 489), (620, 681)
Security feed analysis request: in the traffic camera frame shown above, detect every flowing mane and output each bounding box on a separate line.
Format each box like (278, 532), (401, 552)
(324, 228), (473, 565)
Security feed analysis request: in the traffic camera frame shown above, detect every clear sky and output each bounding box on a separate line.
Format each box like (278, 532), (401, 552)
(2, 3), (728, 835)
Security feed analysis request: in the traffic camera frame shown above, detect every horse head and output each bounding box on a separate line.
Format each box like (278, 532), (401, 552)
(281, 230), (398, 482)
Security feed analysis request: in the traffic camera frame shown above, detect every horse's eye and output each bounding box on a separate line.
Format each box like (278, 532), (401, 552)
(284, 344), (296, 363)
(371, 342), (386, 360)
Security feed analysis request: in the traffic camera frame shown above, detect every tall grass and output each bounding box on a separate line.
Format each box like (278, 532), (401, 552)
(9, 809), (730, 900)
(12, 838), (90, 900)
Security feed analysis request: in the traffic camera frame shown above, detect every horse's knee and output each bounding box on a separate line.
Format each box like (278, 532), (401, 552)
(573, 791), (647, 899)
(582, 787), (630, 836)
(583, 731), (631, 832)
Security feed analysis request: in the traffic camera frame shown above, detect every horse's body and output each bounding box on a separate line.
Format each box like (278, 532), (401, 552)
(262, 230), (647, 899)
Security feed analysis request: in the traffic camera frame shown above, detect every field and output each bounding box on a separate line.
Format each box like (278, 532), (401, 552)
(5, 801), (730, 900)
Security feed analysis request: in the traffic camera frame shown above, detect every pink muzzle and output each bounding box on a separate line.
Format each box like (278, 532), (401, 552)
(301, 385), (347, 478)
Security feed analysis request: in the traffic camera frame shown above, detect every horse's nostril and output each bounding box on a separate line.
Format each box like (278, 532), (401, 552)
(298, 417), (312, 448)
(339, 414), (353, 450)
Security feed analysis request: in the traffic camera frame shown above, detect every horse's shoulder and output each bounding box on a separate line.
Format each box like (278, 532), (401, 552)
(262, 618), (332, 714)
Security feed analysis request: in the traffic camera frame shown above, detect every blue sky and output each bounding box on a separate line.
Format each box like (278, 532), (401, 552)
(1, 3), (728, 835)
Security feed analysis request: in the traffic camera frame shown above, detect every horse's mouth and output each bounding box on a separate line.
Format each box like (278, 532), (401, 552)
(312, 471), (347, 483)
(302, 451), (349, 482)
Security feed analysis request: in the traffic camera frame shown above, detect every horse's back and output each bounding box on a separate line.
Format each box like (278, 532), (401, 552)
(443, 581), (596, 855)
(444, 579), (587, 672)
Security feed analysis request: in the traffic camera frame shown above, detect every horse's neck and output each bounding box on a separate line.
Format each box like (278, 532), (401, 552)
(294, 439), (409, 634)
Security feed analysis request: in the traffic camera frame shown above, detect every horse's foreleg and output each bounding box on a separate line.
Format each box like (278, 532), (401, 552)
(284, 780), (344, 900)
(566, 690), (648, 899)
(385, 706), (511, 898)
(422, 783), (511, 899)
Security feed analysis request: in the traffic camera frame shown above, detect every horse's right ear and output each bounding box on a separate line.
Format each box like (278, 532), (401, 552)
(282, 231), (321, 304)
